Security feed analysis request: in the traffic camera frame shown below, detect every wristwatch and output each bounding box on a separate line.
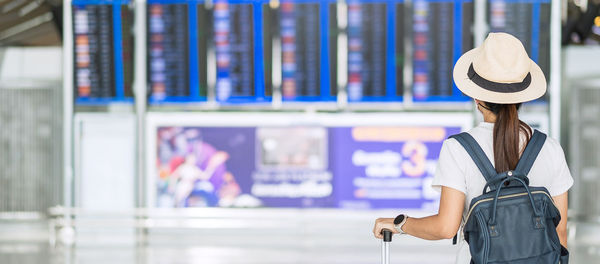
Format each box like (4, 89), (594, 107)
(393, 214), (408, 234)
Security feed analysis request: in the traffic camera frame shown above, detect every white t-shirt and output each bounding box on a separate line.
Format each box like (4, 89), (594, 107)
(431, 122), (574, 264)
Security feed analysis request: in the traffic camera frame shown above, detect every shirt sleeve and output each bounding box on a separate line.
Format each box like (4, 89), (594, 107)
(547, 141), (574, 197)
(431, 138), (468, 194)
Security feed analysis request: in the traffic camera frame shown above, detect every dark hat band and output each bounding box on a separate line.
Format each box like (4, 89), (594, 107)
(467, 63), (531, 93)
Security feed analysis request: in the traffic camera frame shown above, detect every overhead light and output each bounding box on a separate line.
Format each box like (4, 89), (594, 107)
(0, 12), (53, 41)
(19, 0), (43, 17)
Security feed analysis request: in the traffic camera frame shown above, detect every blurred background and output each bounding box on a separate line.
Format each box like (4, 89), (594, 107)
(0, 0), (600, 263)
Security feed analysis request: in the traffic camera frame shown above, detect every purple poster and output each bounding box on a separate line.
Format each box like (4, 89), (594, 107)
(155, 125), (460, 209)
(330, 126), (461, 209)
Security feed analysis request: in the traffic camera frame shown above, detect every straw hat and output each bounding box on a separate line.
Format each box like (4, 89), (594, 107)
(453, 33), (546, 104)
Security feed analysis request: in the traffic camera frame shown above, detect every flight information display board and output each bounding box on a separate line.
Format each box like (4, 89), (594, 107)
(488, 0), (550, 100)
(214, 0), (270, 103)
(148, 2), (189, 102)
(347, 0), (403, 102)
(72, 0), (482, 105)
(147, 0), (210, 104)
(412, 0), (473, 102)
(273, 0), (337, 102)
(72, 0), (134, 104)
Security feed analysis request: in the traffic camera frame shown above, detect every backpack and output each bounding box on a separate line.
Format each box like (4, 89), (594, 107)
(450, 130), (569, 264)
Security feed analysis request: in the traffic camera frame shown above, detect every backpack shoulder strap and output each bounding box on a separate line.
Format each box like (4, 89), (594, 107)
(514, 130), (547, 176)
(449, 132), (497, 182)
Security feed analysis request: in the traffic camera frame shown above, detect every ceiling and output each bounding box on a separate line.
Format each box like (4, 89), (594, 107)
(0, 0), (62, 46)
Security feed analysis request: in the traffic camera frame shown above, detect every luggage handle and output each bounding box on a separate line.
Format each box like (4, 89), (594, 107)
(381, 229), (392, 264)
(381, 229), (392, 242)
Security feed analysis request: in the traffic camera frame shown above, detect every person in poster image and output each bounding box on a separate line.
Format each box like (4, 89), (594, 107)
(168, 152), (229, 207)
(218, 172), (242, 207)
(158, 128), (230, 207)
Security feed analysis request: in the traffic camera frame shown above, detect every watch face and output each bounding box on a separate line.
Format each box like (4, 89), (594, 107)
(394, 215), (405, 225)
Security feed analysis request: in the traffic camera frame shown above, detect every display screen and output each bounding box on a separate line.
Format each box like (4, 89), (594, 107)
(154, 125), (460, 209)
(395, 3), (406, 100)
(280, 2), (321, 99)
(121, 5), (134, 98)
(197, 5), (211, 99)
(262, 1), (337, 101)
(347, 2), (387, 100)
(347, 1), (404, 102)
(214, 1), (256, 101)
(262, 4), (276, 98)
(147, 2), (211, 104)
(488, 0), (550, 100)
(72, 2), (133, 103)
(73, 4), (115, 99)
(412, 0), (473, 101)
(327, 3), (338, 99)
(148, 3), (190, 101)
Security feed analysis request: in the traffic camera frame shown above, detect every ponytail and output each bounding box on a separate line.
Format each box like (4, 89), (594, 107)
(483, 102), (533, 173)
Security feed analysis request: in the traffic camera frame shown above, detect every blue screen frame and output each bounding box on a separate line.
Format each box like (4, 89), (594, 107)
(73, 0), (133, 105)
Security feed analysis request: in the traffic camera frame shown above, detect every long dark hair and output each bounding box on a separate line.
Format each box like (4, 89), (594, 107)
(482, 102), (533, 173)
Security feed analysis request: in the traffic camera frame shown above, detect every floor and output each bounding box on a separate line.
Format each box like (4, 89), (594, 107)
(1, 219), (600, 264)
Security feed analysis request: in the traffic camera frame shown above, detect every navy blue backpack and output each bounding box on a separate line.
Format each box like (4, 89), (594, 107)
(450, 130), (569, 264)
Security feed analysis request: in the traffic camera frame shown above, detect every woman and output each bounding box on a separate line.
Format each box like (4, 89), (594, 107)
(372, 33), (573, 263)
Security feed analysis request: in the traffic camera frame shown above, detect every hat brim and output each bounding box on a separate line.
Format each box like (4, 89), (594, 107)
(453, 47), (547, 104)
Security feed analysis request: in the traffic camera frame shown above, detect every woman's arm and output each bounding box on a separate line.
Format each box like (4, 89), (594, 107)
(553, 192), (568, 248)
(373, 186), (465, 240)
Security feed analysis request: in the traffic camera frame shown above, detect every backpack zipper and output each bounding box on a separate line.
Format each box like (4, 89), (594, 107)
(465, 191), (555, 223)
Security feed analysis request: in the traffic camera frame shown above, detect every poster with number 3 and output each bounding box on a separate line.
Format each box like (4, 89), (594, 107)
(330, 126), (461, 210)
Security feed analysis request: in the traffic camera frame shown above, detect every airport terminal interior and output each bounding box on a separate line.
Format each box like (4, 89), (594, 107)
(1, 0), (600, 263)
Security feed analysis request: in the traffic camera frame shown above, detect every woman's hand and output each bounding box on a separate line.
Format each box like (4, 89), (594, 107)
(371, 187), (466, 241)
(373, 218), (398, 239)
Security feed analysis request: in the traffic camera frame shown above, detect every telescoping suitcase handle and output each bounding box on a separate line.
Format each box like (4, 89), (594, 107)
(381, 229), (393, 264)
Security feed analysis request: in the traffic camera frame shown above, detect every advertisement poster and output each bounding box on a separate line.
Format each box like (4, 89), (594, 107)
(330, 126), (460, 209)
(155, 125), (460, 209)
